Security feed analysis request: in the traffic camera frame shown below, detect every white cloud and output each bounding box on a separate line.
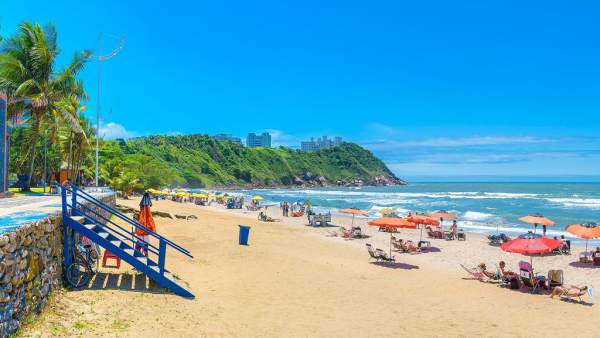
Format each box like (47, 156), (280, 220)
(166, 131), (183, 136)
(364, 135), (556, 150)
(262, 129), (300, 147)
(99, 122), (139, 140)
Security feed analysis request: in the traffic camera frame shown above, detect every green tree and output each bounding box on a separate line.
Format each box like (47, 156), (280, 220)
(0, 20), (88, 189)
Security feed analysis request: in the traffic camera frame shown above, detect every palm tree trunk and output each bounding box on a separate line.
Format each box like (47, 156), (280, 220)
(25, 111), (43, 190)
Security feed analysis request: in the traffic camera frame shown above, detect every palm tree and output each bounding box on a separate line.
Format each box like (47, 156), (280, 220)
(0, 20), (88, 189)
(117, 171), (141, 196)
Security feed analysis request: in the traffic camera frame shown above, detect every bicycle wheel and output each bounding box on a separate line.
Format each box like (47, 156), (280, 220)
(66, 260), (91, 287)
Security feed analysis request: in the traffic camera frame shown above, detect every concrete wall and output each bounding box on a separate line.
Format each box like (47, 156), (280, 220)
(0, 193), (116, 337)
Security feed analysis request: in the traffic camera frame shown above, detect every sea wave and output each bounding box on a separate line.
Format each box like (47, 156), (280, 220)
(546, 198), (600, 209)
(461, 211), (495, 221)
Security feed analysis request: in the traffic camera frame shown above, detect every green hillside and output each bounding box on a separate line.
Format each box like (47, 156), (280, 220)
(97, 134), (405, 189)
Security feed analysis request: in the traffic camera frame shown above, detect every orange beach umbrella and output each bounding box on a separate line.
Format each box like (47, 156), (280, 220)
(407, 215), (440, 242)
(339, 208), (369, 227)
(428, 210), (457, 220)
(565, 221), (600, 254)
(518, 213), (555, 234)
(368, 217), (416, 259)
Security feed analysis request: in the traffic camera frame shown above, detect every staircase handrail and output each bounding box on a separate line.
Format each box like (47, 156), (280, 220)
(75, 201), (160, 256)
(60, 183), (192, 258)
(66, 182), (190, 255)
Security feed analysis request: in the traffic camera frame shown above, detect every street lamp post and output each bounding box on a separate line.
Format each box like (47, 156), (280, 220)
(86, 33), (125, 186)
(43, 130), (47, 193)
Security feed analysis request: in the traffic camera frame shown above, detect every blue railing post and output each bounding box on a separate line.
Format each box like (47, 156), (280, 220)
(159, 238), (166, 276)
(71, 185), (77, 214)
(62, 187), (70, 266)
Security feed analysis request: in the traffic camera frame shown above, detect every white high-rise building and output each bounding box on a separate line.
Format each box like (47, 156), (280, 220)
(246, 132), (272, 147)
(213, 133), (242, 144)
(301, 136), (343, 151)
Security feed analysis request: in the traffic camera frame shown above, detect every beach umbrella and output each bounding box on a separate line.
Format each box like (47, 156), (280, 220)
(379, 208), (396, 216)
(339, 208), (369, 227)
(137, 192), (157, 257)
(368, 217), (417, 259)
(428, 210), (457, 232)
(518, 213), (555, 235)
(486, 216), (510, 236)
(500, 231), (562, 266)
(565, 221), (600, 256)
(407, 215), (440, 242)
(251, 196), (264, 200)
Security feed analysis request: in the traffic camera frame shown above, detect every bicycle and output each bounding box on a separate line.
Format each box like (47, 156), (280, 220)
(66, 233), (100, 288)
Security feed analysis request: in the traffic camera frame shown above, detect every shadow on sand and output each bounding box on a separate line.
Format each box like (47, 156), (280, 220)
(71, 271), (173, 295)
(370, 261), (419, 270)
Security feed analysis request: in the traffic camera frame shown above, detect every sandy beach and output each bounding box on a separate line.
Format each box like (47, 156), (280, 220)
(20, 198), (599, 337)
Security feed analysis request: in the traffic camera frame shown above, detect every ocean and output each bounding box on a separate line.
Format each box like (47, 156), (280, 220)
(232, 183), (600, 246)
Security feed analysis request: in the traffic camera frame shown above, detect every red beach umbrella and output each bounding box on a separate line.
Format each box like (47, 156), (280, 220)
(500, 231), (562, 266)
(368, 217), (416, 259)
(407, 215), (440, 242)
(339, 208), (369, 228)
(565, 221), (600, 255)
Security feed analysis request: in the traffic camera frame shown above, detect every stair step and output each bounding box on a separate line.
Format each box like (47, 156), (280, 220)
(71, 216), (85, 224)
(98, 232), (110, 240)
(110, 240), (122, 248)
(124, 249), (134, 256)
(137, 256), (148, 265)
(84, 224), (96, 231)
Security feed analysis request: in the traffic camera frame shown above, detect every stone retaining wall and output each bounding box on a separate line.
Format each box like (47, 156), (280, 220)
(0, 193), (116, 337)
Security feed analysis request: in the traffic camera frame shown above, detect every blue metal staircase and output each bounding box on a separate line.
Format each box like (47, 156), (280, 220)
(60, 184), (194, 298)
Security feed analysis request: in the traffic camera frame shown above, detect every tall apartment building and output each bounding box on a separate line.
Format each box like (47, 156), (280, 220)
(301, 136), (343, 151)
(212, 133), (242, 144)
(246, 132), (271, 148)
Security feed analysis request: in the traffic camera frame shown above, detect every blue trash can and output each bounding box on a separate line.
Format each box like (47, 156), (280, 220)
(238, 225), (251, 245)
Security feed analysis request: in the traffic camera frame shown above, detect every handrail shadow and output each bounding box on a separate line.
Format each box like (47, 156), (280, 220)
(71, 271), (174, 295)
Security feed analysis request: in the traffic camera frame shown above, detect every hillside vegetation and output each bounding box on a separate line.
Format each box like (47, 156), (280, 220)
(97, 134), (405, 189)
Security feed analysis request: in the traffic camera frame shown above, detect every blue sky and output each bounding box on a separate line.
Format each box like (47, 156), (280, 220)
(3, 1), (600, 181)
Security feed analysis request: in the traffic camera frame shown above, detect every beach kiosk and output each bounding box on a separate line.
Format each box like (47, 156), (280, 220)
(0, 91), (11, 198)
(304, 199), (343, 227)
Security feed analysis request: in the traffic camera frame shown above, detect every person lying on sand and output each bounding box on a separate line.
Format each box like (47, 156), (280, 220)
(549, 285), (588, 299)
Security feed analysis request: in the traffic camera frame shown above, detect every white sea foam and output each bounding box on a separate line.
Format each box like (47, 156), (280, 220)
(546, 198), (600, 209)
(461, 211), (495, 221)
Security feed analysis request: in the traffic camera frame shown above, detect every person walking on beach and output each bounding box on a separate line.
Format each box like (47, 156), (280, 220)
(285, 203), (289, 217)
(452, 220), (458, 237)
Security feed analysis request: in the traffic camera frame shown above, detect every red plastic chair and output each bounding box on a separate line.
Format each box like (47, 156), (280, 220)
(102, 250), (121, 268)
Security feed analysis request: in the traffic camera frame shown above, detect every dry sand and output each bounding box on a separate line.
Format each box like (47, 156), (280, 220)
(19, 198), (599, 337)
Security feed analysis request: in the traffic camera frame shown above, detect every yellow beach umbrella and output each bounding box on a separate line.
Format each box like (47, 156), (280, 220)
(216, 194), (225, 198)
(252, 196), (264, 200)
(198, 194), (207, 198)
(208, 193), (217, 197)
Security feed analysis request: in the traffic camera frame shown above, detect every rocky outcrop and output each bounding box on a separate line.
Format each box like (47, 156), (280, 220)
(212, 173), (408, 190)
(0, 193), (116, 337)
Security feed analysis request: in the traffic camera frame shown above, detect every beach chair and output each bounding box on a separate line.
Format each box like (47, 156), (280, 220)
(519, 261), (542, 293)
(487, 235), (500, 245)
(350, 227), (363, 238)
(405, 240), (422, 254)
(547, 270), (563, 289)
(376, 249), (396, 266)
(457, 229), (466, 241)
(443, 230), (454, 240)
(594, 252), (600, 266)
(477, 265), (497, 283)
(426, 226), (435, 238)
(366, 244), (380, 263)
(460, 264), (485, 280)
(557, 287), (594, 303)
(391, 237), (403, 251)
